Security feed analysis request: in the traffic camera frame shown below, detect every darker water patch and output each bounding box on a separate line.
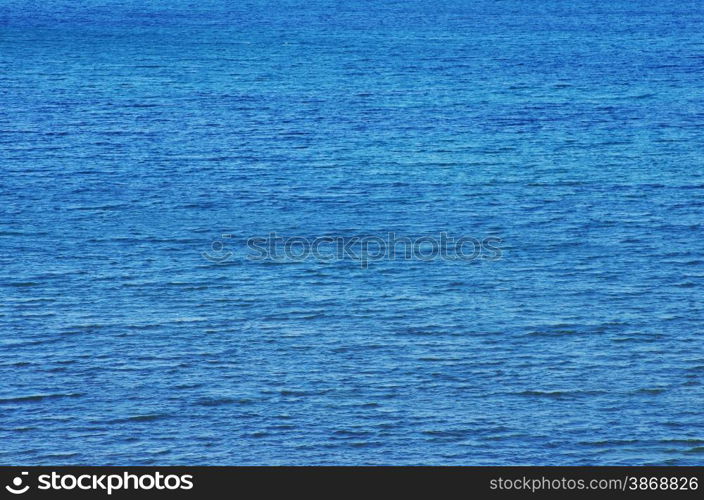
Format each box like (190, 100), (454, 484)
(514, 390), (607, 399)
(684, 447), (704, 454)
(0, 393), (83, 403)
(195, 397), (254, 407)
(2, 281), (40, 287)
(634, 387), (667, 395)
(106, 414), (170, 424)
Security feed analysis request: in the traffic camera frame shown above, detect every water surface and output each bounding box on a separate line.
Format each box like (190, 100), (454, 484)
(1, 0), (703, 464)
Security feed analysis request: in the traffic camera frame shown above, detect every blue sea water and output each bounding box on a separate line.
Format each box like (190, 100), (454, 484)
(1, 0), (703, 465)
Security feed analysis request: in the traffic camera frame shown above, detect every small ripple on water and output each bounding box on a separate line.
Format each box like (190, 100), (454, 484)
(104, 414), (171, 424)
(0, 393), (83, 404)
